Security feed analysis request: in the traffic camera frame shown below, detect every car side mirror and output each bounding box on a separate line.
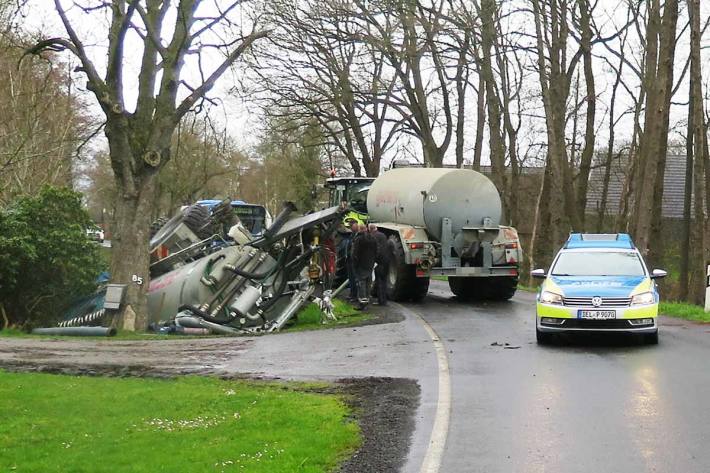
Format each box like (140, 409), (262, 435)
(531, 268), (547, 279)
(651, 269), (667, 279)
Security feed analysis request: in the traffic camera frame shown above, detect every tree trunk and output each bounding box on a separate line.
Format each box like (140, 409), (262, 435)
(632, 0), (678, 262)
(530, 162), (554, 278)
(472, 69), (486, 172)
(575, 0), (596, 230)
(688, 0), (706, 304)
(479, 0), (508, 216)
(679, 90), (694, 301)
(110, 177), (156, 331)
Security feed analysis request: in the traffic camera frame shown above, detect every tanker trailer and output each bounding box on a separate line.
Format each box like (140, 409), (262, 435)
(367, 168), (521, 301)
(146, 205), (344, 332)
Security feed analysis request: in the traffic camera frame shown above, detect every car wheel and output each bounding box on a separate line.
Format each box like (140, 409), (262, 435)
(644, 330), (659, 345)
(536, 327), (553, 345)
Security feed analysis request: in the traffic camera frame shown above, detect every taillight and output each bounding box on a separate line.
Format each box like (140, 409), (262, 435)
(505, 242), (518, 249)
(409, 242), (424, 250)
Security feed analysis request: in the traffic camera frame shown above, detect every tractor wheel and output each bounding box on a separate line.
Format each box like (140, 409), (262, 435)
(149, 217), (168, 238)
(183, 204), (214, 239)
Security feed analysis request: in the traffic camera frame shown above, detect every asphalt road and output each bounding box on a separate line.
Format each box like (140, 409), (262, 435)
(417, 280), (710, 473)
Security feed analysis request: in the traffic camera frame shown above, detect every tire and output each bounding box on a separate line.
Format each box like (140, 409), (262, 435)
(487, 276), (518, 301)
(448, 277), (479, 300)
(449, 276), (518, 301)
(410, 276), (430, 302)
(387, 235), (429, 302)
(149, 217), (168, 238)
(183, 204), (213, 239)
(644, 330), (659, 345)
(536, 327), (553, 345)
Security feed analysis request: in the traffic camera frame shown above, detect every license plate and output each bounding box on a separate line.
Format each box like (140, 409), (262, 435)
(579, 310), (616, 319)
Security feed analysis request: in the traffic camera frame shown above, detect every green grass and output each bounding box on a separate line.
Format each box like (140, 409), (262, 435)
(660, 301), (710, 322)
(288, 299), (371, 332)
(431, 275), (449, 281)
(0, 371), (360, 473)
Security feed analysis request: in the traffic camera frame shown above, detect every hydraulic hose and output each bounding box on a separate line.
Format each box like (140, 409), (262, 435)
(178, 304), (234, 325)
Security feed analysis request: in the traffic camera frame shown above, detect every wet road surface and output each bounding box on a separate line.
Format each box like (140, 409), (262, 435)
(418, 280), (710, 473)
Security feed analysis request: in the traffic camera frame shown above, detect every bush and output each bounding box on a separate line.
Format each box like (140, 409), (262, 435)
(0, 186), (106, 328)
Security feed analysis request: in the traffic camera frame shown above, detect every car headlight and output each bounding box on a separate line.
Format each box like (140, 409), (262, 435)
(631, 291), (655, 306)
(540, 290), (563, 305)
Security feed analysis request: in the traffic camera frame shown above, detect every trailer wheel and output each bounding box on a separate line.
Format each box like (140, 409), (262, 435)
(448, 277), (480, 300)
(486, 276), (518, 301)
(387, 235), (429, 302)
(410, 276), (430, 302)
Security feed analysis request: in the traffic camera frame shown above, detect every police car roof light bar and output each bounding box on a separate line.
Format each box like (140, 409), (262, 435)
(564, 233), (634, 249)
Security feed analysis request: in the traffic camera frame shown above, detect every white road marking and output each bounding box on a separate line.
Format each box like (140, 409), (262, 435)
(395, 303), (451, 473)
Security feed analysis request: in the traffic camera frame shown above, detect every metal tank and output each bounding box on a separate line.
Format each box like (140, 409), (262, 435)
(366, 168), (502, 242)
(147, 245), (280, 327)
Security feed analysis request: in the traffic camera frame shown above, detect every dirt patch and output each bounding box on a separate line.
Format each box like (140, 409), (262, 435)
(338, 377), (419, 473)
(0, 337), (254, 374)
(342, 300), (406, 328)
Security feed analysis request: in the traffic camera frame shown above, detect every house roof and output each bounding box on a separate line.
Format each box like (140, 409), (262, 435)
(585, 152), (688, 219)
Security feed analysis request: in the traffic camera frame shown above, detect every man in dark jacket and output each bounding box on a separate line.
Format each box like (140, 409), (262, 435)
(369, 224), (390, 305)
(343, 219), (359, 301)
(351, 223), (377, 310)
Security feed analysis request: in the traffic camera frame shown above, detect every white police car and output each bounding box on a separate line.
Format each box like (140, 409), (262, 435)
(532, 234), (666, 344)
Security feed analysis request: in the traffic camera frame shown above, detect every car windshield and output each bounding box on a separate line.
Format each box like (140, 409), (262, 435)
(551, 251), (646, 276)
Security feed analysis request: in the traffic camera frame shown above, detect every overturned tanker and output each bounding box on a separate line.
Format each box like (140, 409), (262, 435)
(146, 205), (343, 333)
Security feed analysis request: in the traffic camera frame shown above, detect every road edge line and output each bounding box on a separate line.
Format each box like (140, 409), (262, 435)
(394, 303), (451, 473)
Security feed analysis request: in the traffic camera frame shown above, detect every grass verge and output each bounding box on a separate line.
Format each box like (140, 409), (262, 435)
(288, 299), (372, 332)
(660, 301), (710, 323)
(0, 371), (360, 473)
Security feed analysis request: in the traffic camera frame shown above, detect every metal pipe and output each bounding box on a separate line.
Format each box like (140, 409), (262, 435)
(268, 283), (316, 332)
(332, 279), (349, 298)
(175, 314), (241, 335)
(32, 326), (117, 337)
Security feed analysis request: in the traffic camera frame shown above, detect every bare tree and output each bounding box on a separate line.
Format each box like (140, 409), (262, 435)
(630, 0), (680, 263)
(248, 0), (402, 177)
(353, 0), (457, 167)
(685, 0), (707, 303)
(26, 0), (268, 331)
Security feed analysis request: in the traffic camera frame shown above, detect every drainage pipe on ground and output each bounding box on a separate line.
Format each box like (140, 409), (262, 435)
(32, 326), (117, 337)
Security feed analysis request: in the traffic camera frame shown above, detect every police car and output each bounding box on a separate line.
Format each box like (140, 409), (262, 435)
(532, 234), (666, 345)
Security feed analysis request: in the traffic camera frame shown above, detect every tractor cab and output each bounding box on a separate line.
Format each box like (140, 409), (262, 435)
(324, 176), (374, 225)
